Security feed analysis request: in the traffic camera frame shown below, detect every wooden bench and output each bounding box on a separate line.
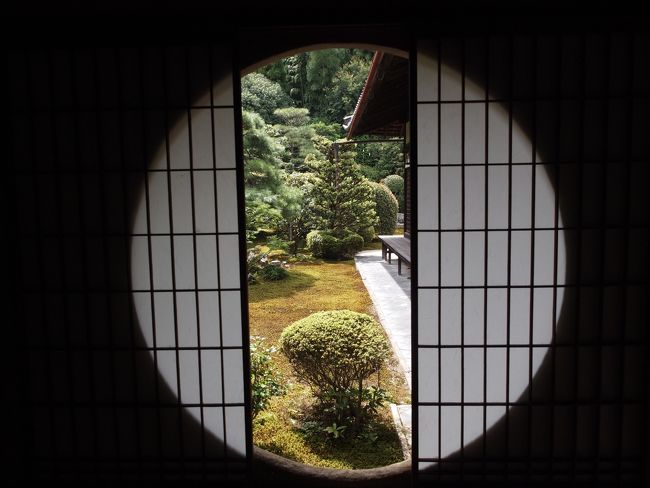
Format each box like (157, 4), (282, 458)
(378, 235), (411, 276)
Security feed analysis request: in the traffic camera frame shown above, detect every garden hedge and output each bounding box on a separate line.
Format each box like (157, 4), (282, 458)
(306, 230), (364, 259)
(279, 310), (391, 395)
(368, 182), (398, 235)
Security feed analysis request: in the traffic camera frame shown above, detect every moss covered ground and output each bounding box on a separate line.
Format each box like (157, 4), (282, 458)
(248, 257), (410, 469)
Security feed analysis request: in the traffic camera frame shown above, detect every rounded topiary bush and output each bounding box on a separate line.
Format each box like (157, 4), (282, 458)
(306, 230), (338, 259)
(341, 233), (364, 255)
(369, 182), (398, 235)
(306, 230), (364, 259)
(260, 264), (288, 281)
(382, 174), (405, 212)
(382, 174), (404, 195)
(357, 226), (376, 246)
(279, 310), (391, 395)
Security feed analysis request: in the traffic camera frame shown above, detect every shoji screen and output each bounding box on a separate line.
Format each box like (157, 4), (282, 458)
(11, 45), (250, 481)
(414, 35), (648, 485)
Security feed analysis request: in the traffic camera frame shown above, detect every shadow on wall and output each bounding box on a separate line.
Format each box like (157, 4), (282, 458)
(9, 35), (650, 484)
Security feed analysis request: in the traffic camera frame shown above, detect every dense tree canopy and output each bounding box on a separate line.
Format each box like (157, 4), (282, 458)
(243, 48), (405, 251)
(241, 73), (293, 123)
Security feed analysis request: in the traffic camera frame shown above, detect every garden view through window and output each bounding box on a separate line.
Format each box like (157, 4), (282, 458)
(242, 48), (413, 469)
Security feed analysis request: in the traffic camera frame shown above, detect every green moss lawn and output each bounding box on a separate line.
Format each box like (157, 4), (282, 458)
(248, 258), (410, 469)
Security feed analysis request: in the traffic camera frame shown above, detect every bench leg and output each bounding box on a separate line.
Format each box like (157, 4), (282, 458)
(382, 244), (386, 261)
(388, 250), (392, 264)
(398, 258), (402, 275)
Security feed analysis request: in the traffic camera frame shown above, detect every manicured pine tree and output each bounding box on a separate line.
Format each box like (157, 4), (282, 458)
(307, 136), (377, 237)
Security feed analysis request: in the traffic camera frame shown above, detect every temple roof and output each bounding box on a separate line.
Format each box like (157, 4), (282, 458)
(345, 51), (409, 138)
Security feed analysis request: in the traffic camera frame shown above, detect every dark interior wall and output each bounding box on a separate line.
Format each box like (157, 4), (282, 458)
(6, 4), (650, 486)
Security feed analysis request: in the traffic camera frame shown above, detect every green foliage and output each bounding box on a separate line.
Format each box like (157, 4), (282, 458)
(306, 230), (339, 259)
(250, 336), (287, 418)
(382, 174), (404, 195)
(305, 49), (349, 119)
(284, 53), (309, 107)
(320, 385), (391, 432)
(355, 140), (404, 181)
(323, 55), (373, 125)
(279, 171), (315, 251)
(260, 264), (289, 281)
(247, 245), (290, 282)
(267, 249), (289, 260)
(273, 123), (317, 171)
(306, 230), (363, 259)
(357, 226), (376, 246)
(273, 107), (311, 127)
(323, 422), (347, 440)
(243, 110), (307, 243)
(247, 247), (269, 283)
(244, 49), (402, 260)
(279, 49), (374, 123)
(382, 174), (405, 212)
(245, 49), (374, 128)
(242, 73), (293, 123)
(242, 111), (284, 168)
(369, 182), (398, 235)
(342, 233), (364, 255)
(280, 310), (390, 396)
(308, 144), (377, 236)
(266, 236), (291, 252)
(310, 120), (344, 140)
(257, 59), (289, 92)
(245, 199), (281, 244)
(280, 310), (391, 431)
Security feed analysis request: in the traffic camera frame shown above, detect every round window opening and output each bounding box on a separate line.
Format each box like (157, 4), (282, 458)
(128, 42), (568, 471)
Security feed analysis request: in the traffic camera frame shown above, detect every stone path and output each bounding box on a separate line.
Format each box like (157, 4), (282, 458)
(354, 248), (412, 456)
(354, 249), (411, 389)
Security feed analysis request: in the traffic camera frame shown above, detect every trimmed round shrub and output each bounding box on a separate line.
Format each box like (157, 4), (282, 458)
(357, 226), (376, 246)
(382, 175), (404, 195)
(306, 230), (363, 259)
(341, 233), (364, 255)
(260, 264), (288, 281)
(382, 174), (405, 212)
(307, 230), (338, 259)
(279, 310), (391, 395)
(369, 182), (398, 235)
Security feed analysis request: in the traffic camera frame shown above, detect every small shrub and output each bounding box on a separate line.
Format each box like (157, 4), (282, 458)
(369, 182), (398, 235)
(250, 336), (287, 418)
(323, 422), (347, 440)
(280, 310), (391, 430)
(382, 175), (404, 195)
(357, 226), (376, 246)
(382, 175), (405, 212)
(266, 236), (291, 252)
(306, 230), (363, 259)
(320, 385), (391, 429)
(341, 233), (364, 255)
(312, 231), (343, 259)
(247, 246), (289, 282)
(267, 249), (289, 260)
(287, 252), (316, 263)
(260, 264), (288, 281)
(254, 228), (276, 241)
